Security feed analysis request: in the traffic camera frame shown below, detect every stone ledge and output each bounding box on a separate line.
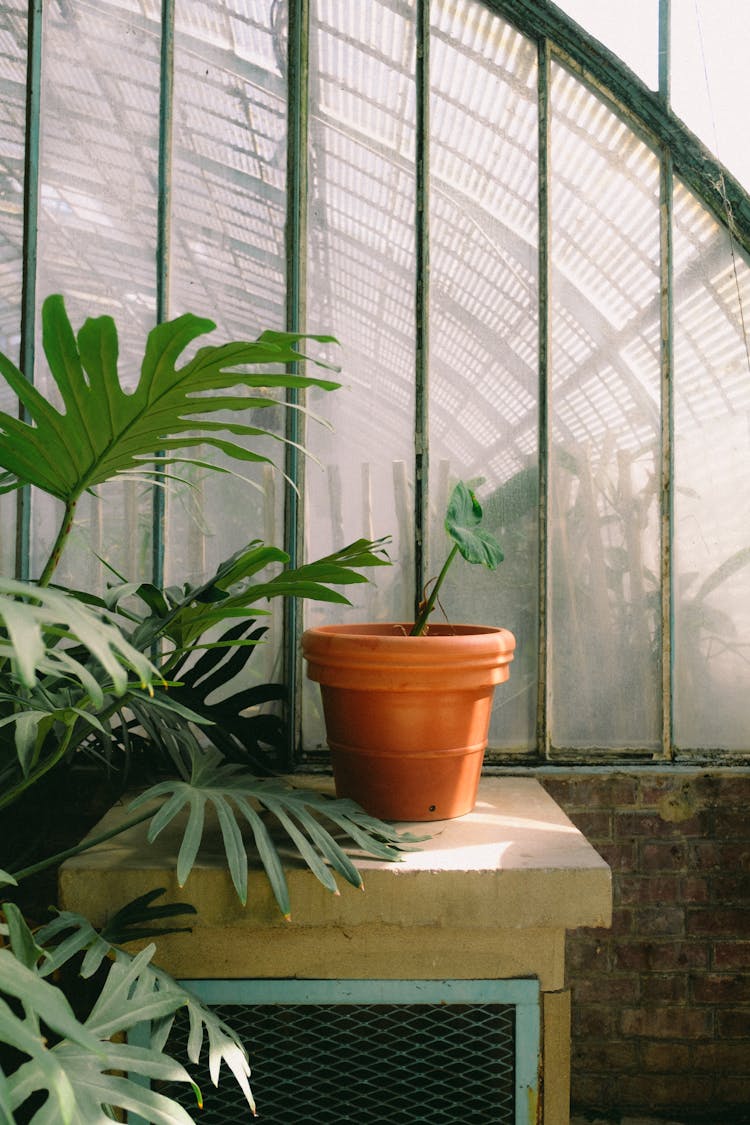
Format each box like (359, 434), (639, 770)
(60, 776), (611, 989)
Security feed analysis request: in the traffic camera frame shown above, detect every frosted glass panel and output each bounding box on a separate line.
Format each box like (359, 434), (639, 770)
(170, 0), (287, 587)
(305, 0), (416, 613)
(33, 0), (160, 587)
(549, 65), (661, 749)
(429, 0), (539, 750)
(673, 183), (750, 750)
(303, 0), (417, 749)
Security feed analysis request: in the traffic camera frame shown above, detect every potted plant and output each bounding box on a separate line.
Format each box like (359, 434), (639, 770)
(0, 295), (419, 1122)
(301, 480), (516, 822)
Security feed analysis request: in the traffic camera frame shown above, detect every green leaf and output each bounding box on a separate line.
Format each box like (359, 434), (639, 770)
(129, 749), (422, 915)
(445, 480), (504, 570)
(2, 903), (45, 971)
(0, 295), (340, 506)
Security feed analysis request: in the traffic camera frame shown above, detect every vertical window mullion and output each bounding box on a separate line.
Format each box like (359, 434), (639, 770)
(537, 36), (551, 760)
(285, 0), (309, 766)
(152, 0), (175, 591)
(659, 0), (674, 760)
(414, 0), (430, 616)
(16, 0), (43, 581)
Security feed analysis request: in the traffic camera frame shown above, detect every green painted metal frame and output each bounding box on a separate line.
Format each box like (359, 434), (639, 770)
(151, 0), (175, 593)
(15, 0), (42, 580)
(414, 0), (430, 615)
(128, 976), (541, 1125)
(658, 0), (675, 761)
(283, 0), (310, 767)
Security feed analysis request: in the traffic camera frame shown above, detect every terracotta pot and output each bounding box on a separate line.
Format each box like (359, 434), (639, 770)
(301, 622), (515, 822)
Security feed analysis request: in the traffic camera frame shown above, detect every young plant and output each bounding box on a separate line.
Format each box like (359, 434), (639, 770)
(411, 480), (504, 636)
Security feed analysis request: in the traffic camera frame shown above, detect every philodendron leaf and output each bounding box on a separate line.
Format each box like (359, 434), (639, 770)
(0, 294), (340, 506)
(445, 480), (504, 570)
(0, 577), (158, 695)
(129, 748), (424, 916)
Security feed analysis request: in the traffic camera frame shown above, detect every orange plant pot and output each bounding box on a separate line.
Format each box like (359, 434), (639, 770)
(301, 623), (515, 822)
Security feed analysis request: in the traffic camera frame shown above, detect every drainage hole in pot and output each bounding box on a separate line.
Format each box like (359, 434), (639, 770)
(429, 805), (436, 812)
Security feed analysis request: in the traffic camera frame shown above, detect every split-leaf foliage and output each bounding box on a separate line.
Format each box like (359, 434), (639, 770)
(0, 296), (419, 1123)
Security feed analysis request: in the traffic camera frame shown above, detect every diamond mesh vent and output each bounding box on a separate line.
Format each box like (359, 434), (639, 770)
(158, 998), (518, 1124)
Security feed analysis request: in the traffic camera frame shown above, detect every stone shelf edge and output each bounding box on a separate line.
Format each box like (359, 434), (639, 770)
(60, 776), (611, 988)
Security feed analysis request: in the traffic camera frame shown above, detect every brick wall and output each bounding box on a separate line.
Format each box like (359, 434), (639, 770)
(539, 769), (750, 1123)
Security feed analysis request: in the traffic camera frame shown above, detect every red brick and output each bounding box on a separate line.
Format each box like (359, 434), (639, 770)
(614, 940), (708, 972)
(566, 934), (611, 974)
(692, 973), (750, 1004)
(609, 907), (634, 937)
(720, 1076), (750, 1104)
(641, 840), (688, 871)
(565, 809), (612, 840)
(571, 1004), (617, 1040)
(690, 1041), (750, 1072)
(568, 975), (639, 1005)
(713, 808), (750, 838)
(713, 941), (750, 969)
(543, 774), (638, 808)
(710, 775), (750, 806)
(610, 1072), (712, 1107)
(691, 840), (750, 871)
(711, 873), (750, 904)
(640, 1041), (693, 1072)
(621, 1006), (712, 1039)
(717, 1008), (750, 1037)
(572, 1039), (639, 1072)
(593, 841), (637, 871)
(687, 907), (750, 937)
(640, 973), (689, 1004)
(617, 874), (680, 906)
(616, 810), (703, 838)
(680, 875), (710, 902)
(637, 906), (685, 937)
(569, 1074), (609, 1107)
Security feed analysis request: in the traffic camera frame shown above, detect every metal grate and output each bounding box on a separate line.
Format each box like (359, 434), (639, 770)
(137, 978), (540, 1125)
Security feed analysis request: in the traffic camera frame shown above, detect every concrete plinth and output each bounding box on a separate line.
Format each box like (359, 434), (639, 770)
(60, 776), (611, 1124)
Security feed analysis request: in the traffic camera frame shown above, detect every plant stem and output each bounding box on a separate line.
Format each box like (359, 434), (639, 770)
(410, 543), (459, 636)
(8, 807), (155, 883)
(38, 499), (77, 587)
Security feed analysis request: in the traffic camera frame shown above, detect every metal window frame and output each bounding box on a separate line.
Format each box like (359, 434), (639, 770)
(13, 0), (750, 764)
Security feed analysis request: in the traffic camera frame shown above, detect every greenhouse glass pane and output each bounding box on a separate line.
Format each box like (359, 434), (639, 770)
(428, 0), (539, 751)
(549, 64), (661, 750)
(0, 0), (26, 573)
(33, 0), (160, 588)
(555, 0), (658, 90)
(303, 0), (417, 750)
(170, 0), (287, 599)
(672, 2), (750, 194)
(672, 182), (750, 751)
